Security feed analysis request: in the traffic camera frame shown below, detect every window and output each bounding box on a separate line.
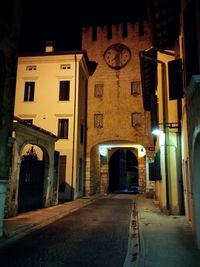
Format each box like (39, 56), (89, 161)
(59, 156), (66, 192)
(94, 83), (104, 97)
(24, 82), (35, 101)
(131, 81), (141, 95)
(60, 64), (71, 70)
(58, 119), (69, 139)
(131, 112), (141, 127)
(26, 65), (37, 71)
(94, 114), (103, 128)
(59, 81), (70, 101)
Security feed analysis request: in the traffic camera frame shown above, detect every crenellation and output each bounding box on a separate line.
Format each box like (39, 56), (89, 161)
(82, 21), (151, 49)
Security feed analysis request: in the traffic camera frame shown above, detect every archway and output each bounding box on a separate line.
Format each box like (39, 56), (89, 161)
(193, 133), (200, 248)
(109, 149), (138, 193)
(18, 145), (45, 212)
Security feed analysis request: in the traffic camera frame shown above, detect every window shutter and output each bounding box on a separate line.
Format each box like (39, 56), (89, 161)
(29, 82), (34, 101)
(168, 59), (183, 100)
(58, 119), (68, 139)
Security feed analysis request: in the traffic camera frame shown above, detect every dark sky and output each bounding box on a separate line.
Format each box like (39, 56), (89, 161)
(19, 0), (147, 53)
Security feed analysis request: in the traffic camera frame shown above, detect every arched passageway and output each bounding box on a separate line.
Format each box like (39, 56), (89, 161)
(193, 133), (200, 248)
(109, 149), (138, 193)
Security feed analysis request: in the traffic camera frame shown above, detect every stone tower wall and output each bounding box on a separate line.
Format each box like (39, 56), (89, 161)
(82, 22), (154, 194)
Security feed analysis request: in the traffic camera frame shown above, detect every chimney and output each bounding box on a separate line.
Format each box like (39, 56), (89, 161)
(45, 41), (55, 52)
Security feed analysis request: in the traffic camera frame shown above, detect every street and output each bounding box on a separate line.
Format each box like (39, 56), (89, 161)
(0, 194), (135, 267)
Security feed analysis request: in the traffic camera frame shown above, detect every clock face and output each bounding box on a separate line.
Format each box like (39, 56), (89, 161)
(104, 43), (131, 70)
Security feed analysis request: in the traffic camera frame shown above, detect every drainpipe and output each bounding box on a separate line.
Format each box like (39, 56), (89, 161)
(140, 53), (170, 213)
(71, 53), (77, 200)
(161, 62), (170, 213)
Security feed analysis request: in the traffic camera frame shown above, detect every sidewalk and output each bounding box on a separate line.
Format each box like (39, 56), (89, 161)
(136, 195), (200, 267)
(0, 194), (103, 248)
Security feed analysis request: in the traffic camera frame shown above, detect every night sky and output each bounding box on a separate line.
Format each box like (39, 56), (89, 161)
(19, 0), (147, 53)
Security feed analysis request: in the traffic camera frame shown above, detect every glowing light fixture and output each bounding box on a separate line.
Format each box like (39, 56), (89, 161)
(138, 146), (146, 157)
(99, 146), (108, 156)
(152, 128), (163, 136)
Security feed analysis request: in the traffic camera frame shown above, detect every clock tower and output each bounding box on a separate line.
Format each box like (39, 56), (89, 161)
(82, 22), (154, 196)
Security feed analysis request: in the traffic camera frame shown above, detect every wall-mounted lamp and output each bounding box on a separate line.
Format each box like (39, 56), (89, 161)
(152, 122), (180, 136)
(152, 128), (163, 136)
(138, 146), (146, 157)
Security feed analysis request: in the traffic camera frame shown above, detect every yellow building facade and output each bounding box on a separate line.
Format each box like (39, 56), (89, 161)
(14, 47), (91, 201)
(153, 51), (184, 215)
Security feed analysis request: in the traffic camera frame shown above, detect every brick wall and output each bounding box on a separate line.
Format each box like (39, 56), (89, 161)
(82, 22), (154, 194)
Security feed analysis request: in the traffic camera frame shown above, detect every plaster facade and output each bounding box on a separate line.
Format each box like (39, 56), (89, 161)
(14, 50), (90, 201)
(153, 51), (184, 215)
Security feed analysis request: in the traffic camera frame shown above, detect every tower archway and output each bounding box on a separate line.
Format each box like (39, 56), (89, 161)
(109, 149), (138, 193)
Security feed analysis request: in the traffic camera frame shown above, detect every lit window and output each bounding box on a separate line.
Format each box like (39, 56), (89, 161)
(131, 112), (141, 127)
(24, 82), (35, 101)
(131, 81), (141, 95)
(94, 84), (104, 97)
(59, 81), (70, 101)
(58, 119), (69, 139)
(94, 114), (103, 128)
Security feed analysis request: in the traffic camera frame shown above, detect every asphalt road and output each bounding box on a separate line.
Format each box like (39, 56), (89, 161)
(0, 194), (134, 267)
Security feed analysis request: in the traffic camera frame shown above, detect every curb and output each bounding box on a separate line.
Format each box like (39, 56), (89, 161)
(123, 196), (140, 267)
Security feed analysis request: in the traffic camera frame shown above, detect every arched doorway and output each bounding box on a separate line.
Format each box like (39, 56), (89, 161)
(18, 146), (45, 212)
(193, 133), (200, 248)
(109, 149), (138, 193)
